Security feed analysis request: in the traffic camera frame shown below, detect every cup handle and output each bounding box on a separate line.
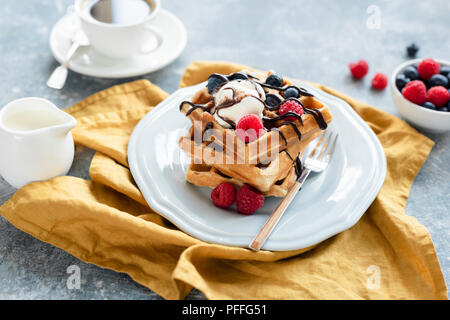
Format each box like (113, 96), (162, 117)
(140, 25), (163, 54)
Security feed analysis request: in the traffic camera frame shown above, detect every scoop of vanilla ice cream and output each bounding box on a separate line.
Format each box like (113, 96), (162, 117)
(213, 80), (266, 128)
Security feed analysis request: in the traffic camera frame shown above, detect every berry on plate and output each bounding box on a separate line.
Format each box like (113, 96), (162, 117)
(428, 74), (449, 88)
(227, 72), (249, 81)
(236, 185), (265, 215)
(265, 94), (282, 107)
(279, 100), (305, 122)
(371, 73), (388, 90)
(406, 43), (419, 58)
(265, 74), (284, 87)
(417, 58), (440, 80)
(236, 114), (264, 143)
(349, 60), (369, 79)
(402, 80), (427, 105)
(211, 182), (236, 208)
(207, 74), (227, 93)
(283, 87), (300, 99)
(426, 86), (450, 107)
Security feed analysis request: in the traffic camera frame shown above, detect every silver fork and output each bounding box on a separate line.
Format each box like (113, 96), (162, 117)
(248, 131), (338, 251)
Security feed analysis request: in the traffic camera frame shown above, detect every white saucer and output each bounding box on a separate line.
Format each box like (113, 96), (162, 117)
(49, 9), (187, 78)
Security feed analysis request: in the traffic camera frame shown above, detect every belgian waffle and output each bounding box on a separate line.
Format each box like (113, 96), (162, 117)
(185, 163), (298, 197)
(179, 123), (323, 192)
(178, 69), (333, 197)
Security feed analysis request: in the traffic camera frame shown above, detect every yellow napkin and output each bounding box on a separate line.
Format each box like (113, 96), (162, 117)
(0, 61), (447, 300)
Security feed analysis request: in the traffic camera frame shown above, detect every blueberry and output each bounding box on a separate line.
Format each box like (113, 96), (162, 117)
(395, 74), (410, 91)
(265, 74), (283, 87)
(406, 43), (419, 58)
(440, 107), (449, 112)
(283, 87), (300, 99)
(227, 72), (248, 81)
(428, 74), (448, 88)
(422, 102), (437, 110)
(265, 94), (282, 107)
(440, 66), (450, 77)
(403, 66), (419, 80)
(207, 74), (228, 93)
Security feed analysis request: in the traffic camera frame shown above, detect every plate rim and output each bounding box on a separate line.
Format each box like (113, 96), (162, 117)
(128, 82), (387, 251)
(49, 9), (187, 79)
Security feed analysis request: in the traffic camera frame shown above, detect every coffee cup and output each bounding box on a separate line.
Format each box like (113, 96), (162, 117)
(74, 0), (163, 59)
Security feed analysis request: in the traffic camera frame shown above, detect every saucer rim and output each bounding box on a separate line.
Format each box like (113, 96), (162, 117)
(49, 9), (187, 79)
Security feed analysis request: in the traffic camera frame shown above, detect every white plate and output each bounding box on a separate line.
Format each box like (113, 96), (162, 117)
(128, 82), (386, 251)
(49, 9), (187, 78)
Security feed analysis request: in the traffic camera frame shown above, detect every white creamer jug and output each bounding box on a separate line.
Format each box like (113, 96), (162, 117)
(0, 97), (77, 188)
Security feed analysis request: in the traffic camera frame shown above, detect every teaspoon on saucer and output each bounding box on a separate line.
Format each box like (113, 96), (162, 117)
(47, 29), (89, 90)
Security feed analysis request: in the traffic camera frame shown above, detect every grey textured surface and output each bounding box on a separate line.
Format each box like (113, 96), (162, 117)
(0, 0), (448, 299)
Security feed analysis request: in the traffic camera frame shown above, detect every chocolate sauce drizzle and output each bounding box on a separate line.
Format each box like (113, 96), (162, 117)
(263, 111), (304, 141)
(180, 101), (209, 116)
(259, 83), (314, 97)
(263, 109), (304, 125)
(280, 149), (294, 161)
(304, 108), (327, 130)
(294, 156), (303, 178)
(271, 128), (288, 146)
(227, 72), (250, 81)
(280, 121), (302, 141)
(280, 151), (303, 181)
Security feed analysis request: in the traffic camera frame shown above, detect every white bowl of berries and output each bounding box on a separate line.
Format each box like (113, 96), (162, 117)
(391, 58), (450, 133)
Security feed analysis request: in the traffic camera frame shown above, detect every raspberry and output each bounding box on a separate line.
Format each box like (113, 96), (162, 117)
(236, 185), (265, 215)
(426, 86), (450, 107)
(211, 182), (236, 208)
(236, 114), (264, 143)
(279, 100), (304, 122)
(402, 80), (427, 105)
(349, 60), (369, 79)
(371, 73), (388, 90)
(417, 58), (440, 80)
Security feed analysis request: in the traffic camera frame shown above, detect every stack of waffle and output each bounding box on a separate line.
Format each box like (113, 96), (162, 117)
(178, 70), (333, 197)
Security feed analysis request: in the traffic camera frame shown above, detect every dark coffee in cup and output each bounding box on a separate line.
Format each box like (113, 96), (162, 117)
(88, 0), (153, 25)
(76, 0), (163, 58)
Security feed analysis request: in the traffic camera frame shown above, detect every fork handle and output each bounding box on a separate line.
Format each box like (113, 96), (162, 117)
(249, 168), (311, 251)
